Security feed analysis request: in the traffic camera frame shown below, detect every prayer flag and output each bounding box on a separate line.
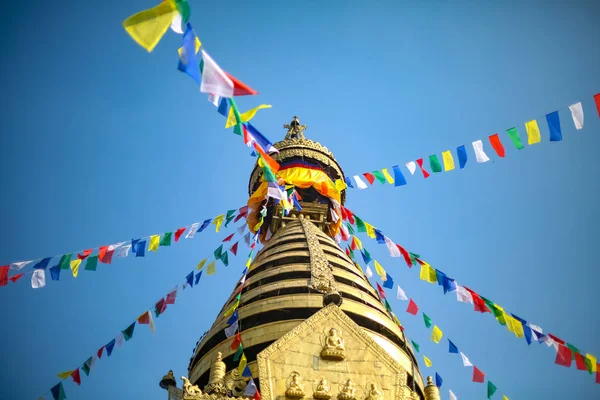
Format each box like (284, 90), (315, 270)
(226, 105), (272, 128)
(568, 102), (584, 129)
(186, 222), (200, 238)
(34, 258), (51, 270)
(442, 150), (455, 171)
(353, 175), (368, 189)
(177, 23), (200, 84)
(431, 325), (443, 343)
(231, 332), (242, 350)
(174, 227), (186, 242)
(586, 354), (597, 373)
(594, 93), (600, 117)
(186, 271), (194, 288)
(435, 373), (443, 388)
(106, 339), (116, 356)
(222, 233), (234, 242)
(525, 120), (541, 145)
(122, 1), (177, 52)
(506, 128), (524, 149)
(245, 123), (277, 152)
(473, 366), (484, 383)
(51, 382), (67, 400)
(99, 245), (115, 263)
(457, 145), (468, 169)
(372, 170), (386, 184)
(220, 251), (229, 266)
(200, 50), (257, 97)
(416, 158), (430, 178)
(449, 390), (457, 400)
(122, 322), (136, 341)
(365, 265), (373, 278)
(195, 271), (203, 285)
(391, 165), (407, 186)
(225, 320), (239, 337)
(10, 261), (32, 270)
(31, 269), (46, 289)
(575, 352), (587, 371)
(361, 249), (372, 265)
(411, 341), (420, 352)
(212, 214), (225, 232)
(70, 259), (81, 278)
(58, 254), (72, 270)
(456, 285), (473, 303)
(555, 345), (572, 367)
(406, 161), (417, 175)
(381, 168), (394, 184)
(419, 261), (437, 283)
(363, 172), (375, 185)
(487, 381), (497, 398)
(58, 370), (75, 379)
(460, 352), (472, 367)
(344, 177), (354, 188)
(78, 250), (93, 260)
(9, 273), (23, 283)
(397, 286), (408, 300)
(224, 299), (240, 317)
(160, 232), (173, 246)
(234, 343), (244, 361)
(238, 353), (247, 376)
(166, 289), (178, 305)
(429, 155), (442, 173)
(448, 340), (458, 354)
(376, 282), (386, 299)
(0, 266), (8, 286)
(230, 242), (239, 256)
(148, 235), (160, 252)
(97, 346), (104, 359)
(423, 313), (432, 328)
(82, 359), (91, 376)
(244, 378), (258, 397)
(84, 255), (98, 271)
(546, 111), (562, 142)
(407, 299), (418, 315)
(115, 245), (131, 258)
(423, 356), (432, 367)
(384, 236), (401, 257)
(463, 287), (490, 313)
(197, 258), (207, 270)
(489, 134), (505, 157)
(472, 140), (490, 163)
(374, 260), (386, 281)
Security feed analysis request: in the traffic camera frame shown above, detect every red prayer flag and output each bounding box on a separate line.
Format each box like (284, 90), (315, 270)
(555, 344), (572, 367)
(231, 332), (242, 350)
(363, 173), (375, 185)
(472, 366), (485, 383)
(71, 369), (81, 386)
(166, 290), (177, 305)
(596, 364), (600, 384)
(156, 298), (167, 315)
(97, 346), (104, 359)
(254, 143), (280, 173)
(234, 206), (249, 223)
(548, 334), (565, 345)
(9, 273), (24, 283)
(252, 390), (262, 400)
(345, 248), (351, 258)
(224, 71), (258, 96)
(223, 233), (235, 242)
(98, 246), (114, 264)
(575, 351), (588, 371)
(464, 287), (490, 313)
(350, 237), (357, 251)
(396, 245), (412, 267)
(406, 299), (418, 315)
(230, 242), (239, 256)
(174, 227), (186, 242)
(416, 158), (430, 178)
(138, 311), (150, 324)
(376, 282), (386, 299)
(344, 207), (355, 225)
(489, 133), (506, 157)
(0, 265), (9, 286)
(340, 207), (348, 221)
(78, 249), (93, 260)
(594, 93), (600, 118)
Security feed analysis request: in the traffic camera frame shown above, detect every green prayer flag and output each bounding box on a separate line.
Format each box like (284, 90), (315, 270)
(423, 313), (432, 328)
(234, 344), (244, 361)
(566, 343), (579, 359)
(199, 59), (204, 74)
(384, 299), (392, 312)
(52, 382), (67, 400)
(346, 223), (355, 235)
(411, 340), (420, 352)
(429, 155), (442, 173)
(226, 209), (236, 219)
(228, 98), (243, 136)
(347, 246), (355, 260)
(160, 232), (172, 246)
(221, 251), (229, 267)
(81, 359), (91, 376)
(236, 293), (241, 301)
(506, 128), (524, 149)
(354, 216), (366, 232)
(364, 248), (371, 260)
(584, 357), (594, 374)
(482, 297), (506, 326)
(214, 245), (224, 260)
(372, 170), (386, 184)
(84, 256), (98, 271)
(487, 381), (497, 399)
(409, 252), (420, 266)
(122, 322), (136, 341)
(58, 253), (72, 270)
(261, 159), (277, 182)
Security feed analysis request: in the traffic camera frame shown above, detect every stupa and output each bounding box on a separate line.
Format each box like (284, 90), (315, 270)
(160, 118), (440, 400)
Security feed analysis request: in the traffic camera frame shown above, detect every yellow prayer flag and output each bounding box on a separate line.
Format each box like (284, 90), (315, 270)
(224, 300), (240, 317)
(586, 354), (597, 372)
(431, 325), (443, 344)
(354, 262), (363, 273)
(122, 1), (177, 52)
(206, 261), (216, 276)
(419, 262), (437, 283)
(353, 236), (363, 251)
(442, 150), (455, 171)
(335, 179), (348, 192)
(225, 104), (272, 128)
(245, 257), (253, 268)
(57, 370), (75, 379)
(374, 260), (387, 281)
(70, 259), (82, 278)
(504, 313), (524, 338)
(423, 355), (432, 367)
(213, 214), (225, 232)
(237, 352), (247, 376)
(149, 235), (160, 252)
(197, 259), (207, 270)
(393, 314), (402, 328)
(503, 396), (509, 400)
(492, 304), (506, 325)
(364, 223), (376, 239)
(381, 168), (395, 184)
(525, 120), (541, 145)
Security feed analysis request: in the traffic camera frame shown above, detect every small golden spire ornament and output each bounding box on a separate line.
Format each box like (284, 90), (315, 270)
(204, 352), (228, 395)
(283, 116), (307, 139)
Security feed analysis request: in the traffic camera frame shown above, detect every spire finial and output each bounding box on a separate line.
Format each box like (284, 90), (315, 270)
(283, 116), (307, 139)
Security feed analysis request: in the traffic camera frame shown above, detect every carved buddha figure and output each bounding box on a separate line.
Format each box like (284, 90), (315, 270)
(338, 379), (357, 400)
(313, 377), (332, 400)
(365, 383), (383, 400)
(285, 372), (305, 399)
(321, 328), (346, 360)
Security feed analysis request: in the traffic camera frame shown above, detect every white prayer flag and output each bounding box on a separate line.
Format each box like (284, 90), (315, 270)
(365, 265), (373, 278)
(31, 269), (46, 289)
(200, 50), (235, 98)
(384, 236), (401, 258)
(406, 161), (417, 175)
(456, 285), (473, 304)
(460, 352), (472, 367)
(353, 175), (368, 189)
(108, 242), (126, 252)
(267, 183), (286, 201)
(330, 208), (340, 223)
(239, 274), (247, 286)
(224, 320), (239, 337)
(449, 389), (457, 400)
(244, 232), (252, 246)
(148, 311), (156, 333)
(185, 223), (200, 239)
(244, 378), (258, 397)
(11, 261), (31, 270)
(208, 93), (221, 107)
(116, 333), (125, 348)
(89, 356), (97, 369)
(397, 286), (408, 301)
(116, 245), (132, 258)
(237, 224), (246, 236)
(170, 12), (184, 34)
(569, 102), (584, 130)
(472, 140), (490, 163)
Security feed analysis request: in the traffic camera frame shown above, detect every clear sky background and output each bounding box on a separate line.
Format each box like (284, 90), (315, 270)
(1, 1), (599, 399)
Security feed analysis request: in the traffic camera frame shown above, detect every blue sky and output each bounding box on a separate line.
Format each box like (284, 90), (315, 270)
(0, 0), (599, 399)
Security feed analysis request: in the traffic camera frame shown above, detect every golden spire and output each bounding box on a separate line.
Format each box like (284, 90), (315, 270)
(424, 376), (441, 400)
(283, 116), (307, 139)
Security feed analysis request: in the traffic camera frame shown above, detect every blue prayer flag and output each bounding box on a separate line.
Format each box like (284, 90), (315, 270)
(435, 372), (443, 387)
(361, 250), (372, 265)
(247, 123), (276, 152)
(512, 314), (532, 345)
(546, 111), (562, 142)
(186, 271), (194, 288)
(374, 229), (385, 244)
(198, 219), (212, 232)
(51, 382), (65, 400)
(392, 165), (407, 186)
(132, 238), (140, 253)
(457, 145), (468, 169)
(383, 274), (394, 289)
(345, 176), (354, 188)
(50, 265), (61, 281)
(135, 240), (146, 257)
(195, 270), (203, 285)
(217, 97), (229, 117)
(242, 365), (252, 377)
(177, 23), (200, 84)
(448, 339), (458, 353)
(106, 339), (116, 356)
(34, 257), (51, 270)
(227, 311), (239, 325)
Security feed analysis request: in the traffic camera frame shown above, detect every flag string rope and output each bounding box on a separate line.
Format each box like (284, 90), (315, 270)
(341, 206), (600, 381)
